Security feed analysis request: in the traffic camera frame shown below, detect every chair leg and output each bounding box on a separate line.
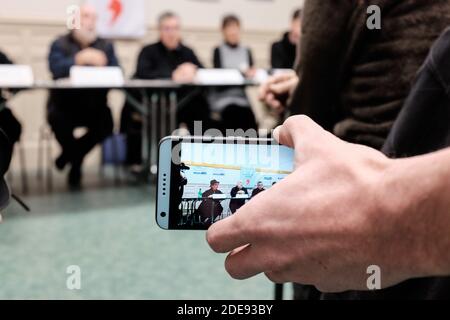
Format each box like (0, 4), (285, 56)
(45, 131), (53, 191)
(18, 142), (29, 194)
(111, 134), (121, 185)
(37, 127), (44, 182)
(6, 169), (13, 185)
(99, 147), (105, 180)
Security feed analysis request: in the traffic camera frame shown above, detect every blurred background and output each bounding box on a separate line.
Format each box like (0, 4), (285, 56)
(0, 0), (302, 299)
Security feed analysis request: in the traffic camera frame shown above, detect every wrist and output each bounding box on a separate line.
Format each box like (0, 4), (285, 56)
(376, 153), (450, 280)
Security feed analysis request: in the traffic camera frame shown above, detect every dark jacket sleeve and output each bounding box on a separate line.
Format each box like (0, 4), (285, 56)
(230, 187), (237, 197)
(0, 51), (13, 65)
(271, 41), (284, 69)
(105, 42), (120, 67)
(213, 47), (221, 68)
(188, 48), (203, 69)
(382, 28), (450, 158)
(248, 48), (254, 68)
(135, 47), (166, 79)
(48, 38), (76, 79)
(289, 0), (356, 131)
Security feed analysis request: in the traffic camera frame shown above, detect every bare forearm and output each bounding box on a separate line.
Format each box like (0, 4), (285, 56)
(380, 147), (450, 279)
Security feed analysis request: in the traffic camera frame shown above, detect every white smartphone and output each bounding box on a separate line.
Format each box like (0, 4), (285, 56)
(156, 136), (295, 230)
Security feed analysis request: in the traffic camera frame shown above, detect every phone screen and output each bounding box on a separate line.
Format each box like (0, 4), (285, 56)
(158, 137), (294, 230)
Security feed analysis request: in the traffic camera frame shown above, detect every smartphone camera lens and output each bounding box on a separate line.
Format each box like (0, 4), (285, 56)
(160, 212), (167, 217)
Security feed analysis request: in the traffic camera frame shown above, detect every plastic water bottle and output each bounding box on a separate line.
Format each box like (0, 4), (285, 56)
(198, 189), (202, 198)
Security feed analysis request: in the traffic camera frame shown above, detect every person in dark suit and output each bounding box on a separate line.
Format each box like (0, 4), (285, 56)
(251, 181), (265, 198)
(230, 181), (248, 213)
(134, 12), (202, 82)
(120, 11), (212, 166)
(47, 4), (119, 188)
(271, 9), (301, 69)
(198, 180), (223, 226)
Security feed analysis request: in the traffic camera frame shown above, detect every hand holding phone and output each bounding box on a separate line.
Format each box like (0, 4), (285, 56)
(156, 136), (294, 230)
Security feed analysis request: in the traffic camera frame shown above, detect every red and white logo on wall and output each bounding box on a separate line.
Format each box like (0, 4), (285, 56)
(87, 0), (146, 39)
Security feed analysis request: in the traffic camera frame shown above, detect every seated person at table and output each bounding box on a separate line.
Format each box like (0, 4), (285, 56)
(47, 4), (119, 188)
(229, 180), (248, 213)
(0, 50), (22, 147)
(211, 15), (257, 132)
(271, 8), (301, 69)
(251, 181), (265, 198)
(120, 11), (212, 167)
(197, 180), (223, 226)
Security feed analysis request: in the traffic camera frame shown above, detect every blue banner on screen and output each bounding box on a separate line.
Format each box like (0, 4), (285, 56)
(176, 142), (294, 228)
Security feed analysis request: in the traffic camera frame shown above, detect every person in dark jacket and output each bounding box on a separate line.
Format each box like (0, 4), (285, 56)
(291, 0), (450, 149)
(198, 180), (224, 227)
(229, 181), (248, 213)
(262, 0), (450, 149)
(260, 0), (450, 300)
(211, 14), (257, 133)
(270, 9), (301, 69)
(295, 0), (450, 301)
(120, 11), (212, 166)
(317, 26), (450, 301)
(0, 50), (22, 147)
(251, 181), (265, 198)
(47, 4), (118, 188)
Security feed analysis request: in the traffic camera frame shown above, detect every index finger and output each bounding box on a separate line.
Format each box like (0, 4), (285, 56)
(206, 210), (251, 253)
(273, 115), (324, 149)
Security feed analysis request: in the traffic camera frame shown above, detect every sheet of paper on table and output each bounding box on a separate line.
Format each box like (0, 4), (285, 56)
(253, 69), (269, 84)
(0, 65), (34, 88)
(235, 194), (249, 199)
(195, 69), (245, 85)
(211, 194), (227, 200)
(271, 68), (294, 76)
(70, 66), (124, 87)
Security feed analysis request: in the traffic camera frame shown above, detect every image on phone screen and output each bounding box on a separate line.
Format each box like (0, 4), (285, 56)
(157, 137), (294, 230)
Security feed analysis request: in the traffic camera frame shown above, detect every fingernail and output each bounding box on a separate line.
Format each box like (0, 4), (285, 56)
(273, 126), (281, 142)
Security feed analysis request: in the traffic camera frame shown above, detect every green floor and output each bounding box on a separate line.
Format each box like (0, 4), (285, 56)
(0, 174), (286, 299)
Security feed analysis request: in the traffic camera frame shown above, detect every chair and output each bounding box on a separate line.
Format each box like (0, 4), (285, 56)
(36, 124), (54, 191)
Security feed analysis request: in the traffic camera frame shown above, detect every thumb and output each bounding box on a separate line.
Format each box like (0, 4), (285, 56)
(273, 115), (325, 150)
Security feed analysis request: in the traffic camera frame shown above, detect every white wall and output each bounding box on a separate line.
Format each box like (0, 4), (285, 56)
(0, 0), (303, 31)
